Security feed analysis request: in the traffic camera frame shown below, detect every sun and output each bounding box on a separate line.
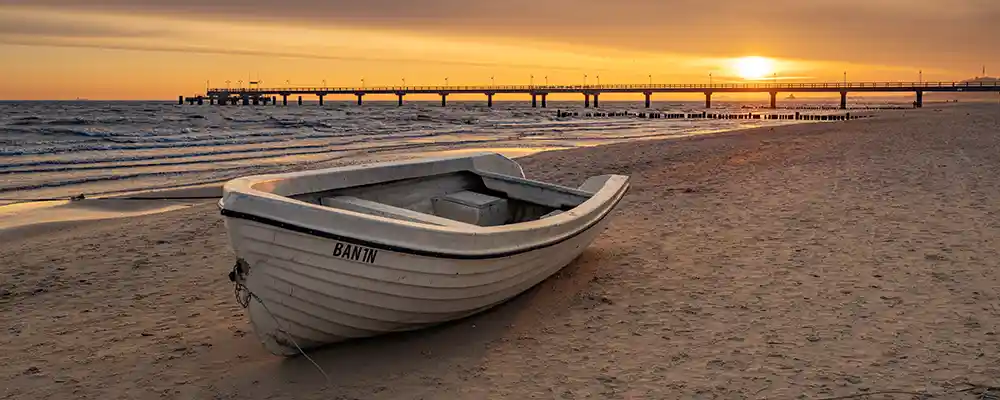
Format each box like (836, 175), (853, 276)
(733, 56), (775, 80)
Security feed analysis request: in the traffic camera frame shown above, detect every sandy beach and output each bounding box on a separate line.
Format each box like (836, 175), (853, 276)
(2, 102), (999, 399)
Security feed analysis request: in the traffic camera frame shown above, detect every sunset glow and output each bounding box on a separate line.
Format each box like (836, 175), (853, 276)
(733, 57), (776, 80)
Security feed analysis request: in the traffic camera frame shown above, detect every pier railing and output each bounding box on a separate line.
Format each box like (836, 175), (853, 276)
(207, 81), (1000, 93)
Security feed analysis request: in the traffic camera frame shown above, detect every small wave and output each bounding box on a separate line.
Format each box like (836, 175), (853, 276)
(0, 166), (249, 194)
(223, 116), (270, 123)
(42, 116), (131, 126)
(0, 126), (117, 139)
(8, 116), (42, 125)
(45, 117), (95, 125)
(0, 132), (444, 168)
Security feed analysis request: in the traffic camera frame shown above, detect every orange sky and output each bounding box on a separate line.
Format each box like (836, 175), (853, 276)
(0, 1), (996, 100)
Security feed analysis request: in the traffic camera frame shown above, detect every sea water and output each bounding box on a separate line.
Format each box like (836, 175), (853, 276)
(0, 100), (898, 203)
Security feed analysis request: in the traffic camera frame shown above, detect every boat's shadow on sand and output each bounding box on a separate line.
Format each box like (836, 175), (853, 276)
(263, 246), (624, 391)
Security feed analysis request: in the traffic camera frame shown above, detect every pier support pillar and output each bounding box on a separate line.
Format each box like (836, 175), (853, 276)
(272, 96), (277, 106)
(197, 96), (204, 106)
(486, 93), (494, 108)
(209, 97), (215, 106)
(356, 93), (364, 106)
(440, 93), (448, 107)
(840, 91), (848, 110)
(915, 91), (923, 108)
(584, 93), (590, 108)
(318, 94), (325, 106)
(242, 96), (250, 106)
(593, 93), (600, 108)
(644, 92), (652, 108)
(178, 96), (184, 105)
(541, 94), (548, 108)
(253, 97), (260, 106)
(532, 94), (537, 108)
(397, 93), (405, 107)
(282, 95), (288, 106)
(769, 92), (777, 109)
(704, 92), (713, 109)
(297, 96), (303, 106)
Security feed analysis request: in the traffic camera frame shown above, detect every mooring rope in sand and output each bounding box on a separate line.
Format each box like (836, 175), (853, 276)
(247, 291), (332, 386)
(230, 261), (332, 386)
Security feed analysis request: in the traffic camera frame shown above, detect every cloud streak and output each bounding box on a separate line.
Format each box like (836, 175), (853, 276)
(0, 10), (166, 38)
(0, 37), (599, 73)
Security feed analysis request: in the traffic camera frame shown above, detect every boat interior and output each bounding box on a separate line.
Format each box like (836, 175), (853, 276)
(290, 170), (612, 228)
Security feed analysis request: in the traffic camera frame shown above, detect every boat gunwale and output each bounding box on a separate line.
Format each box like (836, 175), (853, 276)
(218, 153), (629, 258)
(220, 185), (627, 260)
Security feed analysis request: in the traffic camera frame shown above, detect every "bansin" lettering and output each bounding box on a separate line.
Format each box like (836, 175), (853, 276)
(332, 242), (378, 264)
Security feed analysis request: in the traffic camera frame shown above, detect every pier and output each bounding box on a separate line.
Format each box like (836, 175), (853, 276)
(187, 81), (1000, 109)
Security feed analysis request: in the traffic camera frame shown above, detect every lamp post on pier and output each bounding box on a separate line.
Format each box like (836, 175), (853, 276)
(491, 76), (495, 86)
(445, 77), (449, 87)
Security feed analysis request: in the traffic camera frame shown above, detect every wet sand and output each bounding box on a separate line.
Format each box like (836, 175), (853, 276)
(0, 185), (223, 238)
(2, 103), (999, 399)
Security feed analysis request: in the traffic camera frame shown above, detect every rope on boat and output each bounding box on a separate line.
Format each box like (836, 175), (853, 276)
(229, 260), (331, 386)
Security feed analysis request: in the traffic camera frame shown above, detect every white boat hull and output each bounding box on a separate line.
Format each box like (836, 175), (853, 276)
(226, 214), (612, 355)
(218, 152), (628, 355)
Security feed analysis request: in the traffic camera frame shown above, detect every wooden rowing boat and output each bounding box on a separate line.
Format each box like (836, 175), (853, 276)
(219, 152), (629, 355)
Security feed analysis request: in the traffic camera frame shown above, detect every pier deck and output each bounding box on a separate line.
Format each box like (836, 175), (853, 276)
(186, 81), (1000, 109)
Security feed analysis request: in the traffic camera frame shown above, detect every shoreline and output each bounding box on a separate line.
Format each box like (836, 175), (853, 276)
(0, 117), (825, 234)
